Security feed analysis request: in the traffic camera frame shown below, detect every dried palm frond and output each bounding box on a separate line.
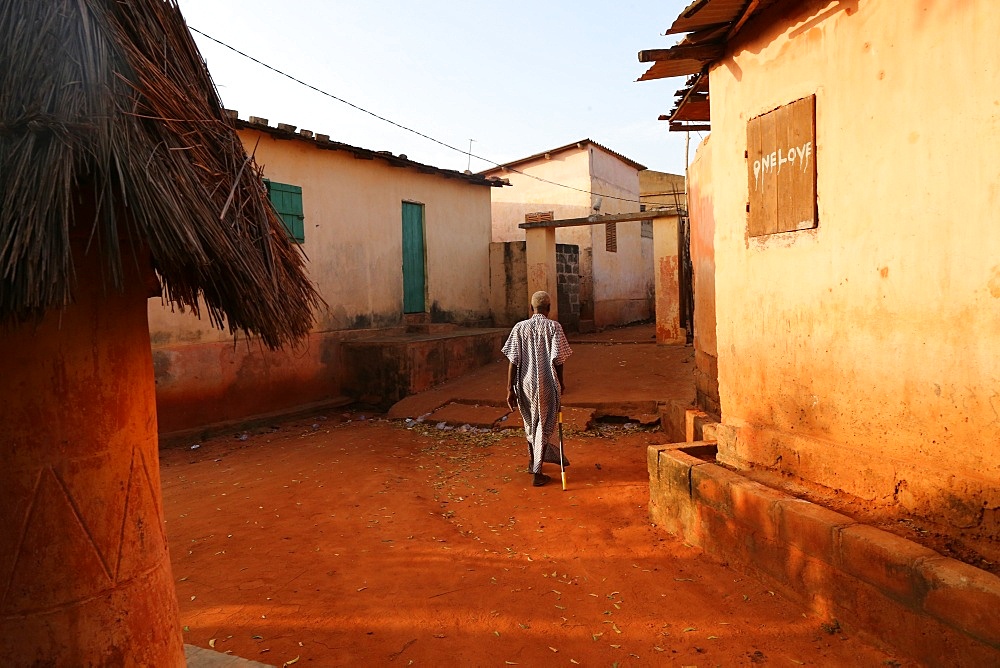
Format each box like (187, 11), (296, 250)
(0, 0), (321, 348)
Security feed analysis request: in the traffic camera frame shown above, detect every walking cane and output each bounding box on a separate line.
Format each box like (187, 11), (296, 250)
(558, 408), (567, 491)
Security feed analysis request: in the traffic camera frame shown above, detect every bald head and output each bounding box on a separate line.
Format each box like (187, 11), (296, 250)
(530, 291), (551, 314)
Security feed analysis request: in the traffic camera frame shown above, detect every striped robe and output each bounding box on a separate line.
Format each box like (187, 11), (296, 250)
(502, 314), (572, 473)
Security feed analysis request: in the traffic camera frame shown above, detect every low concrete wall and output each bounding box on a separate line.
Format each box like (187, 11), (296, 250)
(659, 401), (719, 446)
(649, 443), (1000, 667)
(154, 329), (360, 434)
(593, 298), (650, 329)
(342, 329), (508, 409)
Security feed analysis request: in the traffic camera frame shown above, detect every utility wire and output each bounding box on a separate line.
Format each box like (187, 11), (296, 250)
(189, 26), (647, 205)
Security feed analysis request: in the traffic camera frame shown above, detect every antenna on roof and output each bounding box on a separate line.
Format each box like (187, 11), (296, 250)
(466, 138), (475, 173)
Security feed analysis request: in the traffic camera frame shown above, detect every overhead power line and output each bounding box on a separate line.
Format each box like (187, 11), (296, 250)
(189, 26), (647, 205)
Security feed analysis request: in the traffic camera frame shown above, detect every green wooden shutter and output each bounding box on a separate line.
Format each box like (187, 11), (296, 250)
(265, 180), (305, 243)
(401, 202), (426, 313)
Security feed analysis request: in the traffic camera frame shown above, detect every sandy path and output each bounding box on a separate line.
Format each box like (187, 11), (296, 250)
(161, 412), (902, 667)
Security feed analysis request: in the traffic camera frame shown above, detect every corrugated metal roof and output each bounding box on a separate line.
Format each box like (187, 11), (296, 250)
(670, 98), (710, 122)
(478, 139), (647, 174)
(637, 0), (779, 131)
(667, 0), (751, 35)
(666, 73), (711, 126)
(638, 58), (705, 81)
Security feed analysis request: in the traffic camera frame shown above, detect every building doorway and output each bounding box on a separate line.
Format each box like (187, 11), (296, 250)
(401, 201), (426, 314)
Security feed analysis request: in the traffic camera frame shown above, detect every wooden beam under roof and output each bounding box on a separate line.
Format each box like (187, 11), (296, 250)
(638, 43), (724, 63)
(669, 122), (711, 131)
(670, 99), (710, 122)
(637, 58), (705, 81)
(519, 209), (680, 229)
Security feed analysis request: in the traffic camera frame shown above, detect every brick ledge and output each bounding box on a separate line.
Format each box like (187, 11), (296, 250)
(648, 443), (1000, 667)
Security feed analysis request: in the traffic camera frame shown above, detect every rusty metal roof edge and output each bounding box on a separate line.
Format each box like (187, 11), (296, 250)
(666, 0), (753, 35)
(644, 1), (767, 130)
(636, 58), (708, 82)
(670, 72), (709, 119)
(232, 116), (508, 187)
(655, 0), (779, 63)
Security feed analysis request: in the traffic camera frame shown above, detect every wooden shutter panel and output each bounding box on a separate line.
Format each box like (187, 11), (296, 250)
(747, 95), (816, 237)
(265, 181), (305, 243)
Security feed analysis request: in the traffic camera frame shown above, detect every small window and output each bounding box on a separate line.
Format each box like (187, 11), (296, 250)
(640, 220), (653, 239)
(264, 179), (305, 243)
(605, 222), (618, 252)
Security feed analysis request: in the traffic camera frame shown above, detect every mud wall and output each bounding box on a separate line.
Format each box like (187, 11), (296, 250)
(486, 151), (595, 323)
(149, 129), (495, 433)
(708, 0), (1000, 532)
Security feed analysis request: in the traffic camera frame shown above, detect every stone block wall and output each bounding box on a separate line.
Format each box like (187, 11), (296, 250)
(556, 243), (580, 332)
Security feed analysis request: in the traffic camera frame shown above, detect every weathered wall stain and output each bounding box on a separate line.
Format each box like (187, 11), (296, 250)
(656, 255), (681, 343)
(989, 264), (1000, 298)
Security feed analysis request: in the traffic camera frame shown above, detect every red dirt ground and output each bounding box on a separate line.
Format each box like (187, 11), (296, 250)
(160, 412), (907, 667)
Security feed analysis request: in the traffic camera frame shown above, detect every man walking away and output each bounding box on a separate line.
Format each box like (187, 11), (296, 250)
(503, 291), (572, 487)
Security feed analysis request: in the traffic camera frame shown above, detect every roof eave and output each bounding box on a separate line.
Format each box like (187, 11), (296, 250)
(479, 138), (646, 175)
(638, 0), (780, 131)
(234, 116), (508, 187)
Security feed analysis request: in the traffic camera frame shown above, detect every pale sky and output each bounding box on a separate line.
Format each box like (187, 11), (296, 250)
(174, 1), (695, 176)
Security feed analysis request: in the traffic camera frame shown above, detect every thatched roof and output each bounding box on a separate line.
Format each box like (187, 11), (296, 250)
(0, 0), (320, 348)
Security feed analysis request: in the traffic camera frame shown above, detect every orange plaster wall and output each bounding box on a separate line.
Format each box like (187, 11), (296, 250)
(708, 0), (1000, 530)
(688, 137), (716, 358)
(654, 254), (680, 341)
(687, 136), (720, 414)
(653, 215), (682, 345)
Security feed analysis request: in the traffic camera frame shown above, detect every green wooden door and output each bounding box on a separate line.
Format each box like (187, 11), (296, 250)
(401, 202), (426, 313)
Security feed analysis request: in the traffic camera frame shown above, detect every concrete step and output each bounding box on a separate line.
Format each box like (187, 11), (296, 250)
(185, 644), (273, 667)
(403, 312), (429, 326)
